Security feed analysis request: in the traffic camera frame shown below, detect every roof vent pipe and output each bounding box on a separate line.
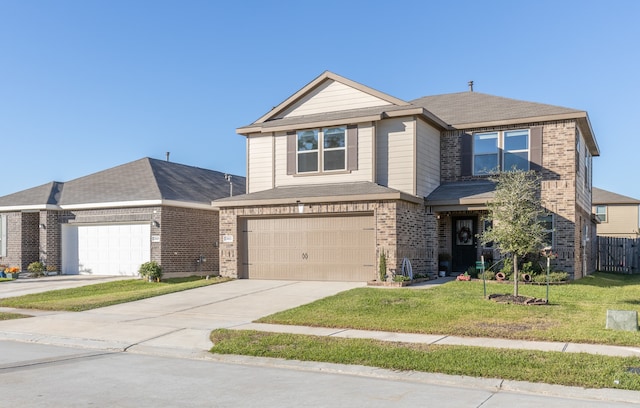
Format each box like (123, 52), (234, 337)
(166, 152), (170, 162)
(468, 81), (474, 92)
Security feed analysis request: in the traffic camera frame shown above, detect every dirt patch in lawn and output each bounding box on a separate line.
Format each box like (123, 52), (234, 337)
(488, 293), (548, 306)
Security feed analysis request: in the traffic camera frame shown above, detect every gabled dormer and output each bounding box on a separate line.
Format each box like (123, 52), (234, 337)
(237, 71), (447, 196)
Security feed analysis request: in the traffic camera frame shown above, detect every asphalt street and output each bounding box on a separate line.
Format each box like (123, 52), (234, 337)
(1, 340), (637, 408)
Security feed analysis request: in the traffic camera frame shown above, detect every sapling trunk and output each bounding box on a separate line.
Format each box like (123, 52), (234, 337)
(513, 253), (519, 297)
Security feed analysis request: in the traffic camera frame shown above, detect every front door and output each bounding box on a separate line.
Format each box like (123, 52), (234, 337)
(452, 217), (477, 273)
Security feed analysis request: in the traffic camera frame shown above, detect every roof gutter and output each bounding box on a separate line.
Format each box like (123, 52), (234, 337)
(213, 191), (424, 208)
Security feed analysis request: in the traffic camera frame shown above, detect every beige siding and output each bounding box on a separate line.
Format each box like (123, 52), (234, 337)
(247, 134), (274, 193)
(274, 124), (374, 187)
(416, 118), (441, 197)
(376, 117), (415, 195)
(241, 215), (375, 281)
(594, 204), (640, 238)
(279, 80), (391, 118)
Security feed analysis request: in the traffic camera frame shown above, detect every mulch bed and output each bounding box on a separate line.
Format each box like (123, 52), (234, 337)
(488, 293), (548, 306)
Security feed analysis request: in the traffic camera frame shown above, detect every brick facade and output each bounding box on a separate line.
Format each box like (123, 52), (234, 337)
(1, 205), (219, 277)
(218, 199), (438, 280)
(438, 120), (597, 277)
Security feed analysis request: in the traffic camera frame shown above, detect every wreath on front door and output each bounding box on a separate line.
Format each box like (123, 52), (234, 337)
(457, 226), (472, 244)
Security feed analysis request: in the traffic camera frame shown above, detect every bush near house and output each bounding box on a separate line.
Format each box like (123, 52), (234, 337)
(27, 261), (46, 278)
(138, 261), (163, 282)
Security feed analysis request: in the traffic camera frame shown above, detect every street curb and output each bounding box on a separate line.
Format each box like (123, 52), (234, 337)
(3, 331), (640, 405)
(0, 331), (129, 352)
(197, 353), (640, 405)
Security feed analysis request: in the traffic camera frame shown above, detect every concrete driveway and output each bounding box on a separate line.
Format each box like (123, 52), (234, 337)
(0, 277), (364, 357)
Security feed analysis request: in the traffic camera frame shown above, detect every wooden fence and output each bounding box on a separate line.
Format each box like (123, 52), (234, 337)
(597, 236), (640, 274)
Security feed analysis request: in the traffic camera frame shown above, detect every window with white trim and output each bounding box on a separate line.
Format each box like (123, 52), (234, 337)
(297, 129), (319, 173)
(473, 132), (498, 175)
(296, 127), (346, 173)
(503, 130), (529, 171)
(473, 129), (529, 175)
(595, 205), (607, 222)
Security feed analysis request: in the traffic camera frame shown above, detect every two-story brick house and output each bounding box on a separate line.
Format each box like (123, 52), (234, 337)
(215, 71), (599, 281)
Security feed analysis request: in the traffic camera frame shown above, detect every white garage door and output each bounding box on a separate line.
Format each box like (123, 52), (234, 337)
(62, 224), (151, 276)
(241, 215), (375, 281)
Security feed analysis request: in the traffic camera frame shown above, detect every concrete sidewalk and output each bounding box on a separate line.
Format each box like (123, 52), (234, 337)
(234, 322), (640, 358)
(1, 276), (639, 358)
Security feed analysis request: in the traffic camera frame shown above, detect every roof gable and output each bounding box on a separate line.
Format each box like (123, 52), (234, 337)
(253, 71), (409, 124)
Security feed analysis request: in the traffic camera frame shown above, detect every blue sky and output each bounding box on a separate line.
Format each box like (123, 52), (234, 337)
(1, 0), (638, 200)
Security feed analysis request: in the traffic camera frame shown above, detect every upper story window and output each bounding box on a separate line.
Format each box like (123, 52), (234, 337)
(323, 127), (346, 171)
(473, 129), (530, 175)
(297, 130), (319, 172)
(503, 130), (529, 171)
(473, 133), (498, 175)
(595, 205), (607, 222)
(296, 127), (347, 173)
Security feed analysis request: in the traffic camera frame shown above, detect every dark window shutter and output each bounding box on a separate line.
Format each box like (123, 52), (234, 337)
(287, 131), (296, 175)
(347, 125), (358, 171)
(460, 133), (472, 176)
(530, 126), (543, 172)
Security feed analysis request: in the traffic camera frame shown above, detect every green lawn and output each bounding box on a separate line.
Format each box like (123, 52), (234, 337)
(209, 329), (640, 391)
(0, 276), (230, 312)
(209, 272), (640, 391)
(256, 272), (640, 346)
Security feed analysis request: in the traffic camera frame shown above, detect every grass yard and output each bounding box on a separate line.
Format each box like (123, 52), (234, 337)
(256, 272), (640, 346)
(0, 276), (230, 312)
(209, 329), (640, 391)
(209, 272), (640, 391)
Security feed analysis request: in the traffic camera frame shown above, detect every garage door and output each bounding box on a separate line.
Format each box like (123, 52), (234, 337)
(62, 224), (151, 276)
(241, 215), (375, 281)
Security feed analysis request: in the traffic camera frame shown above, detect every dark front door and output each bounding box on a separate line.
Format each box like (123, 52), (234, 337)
(452, 216), (477, 273)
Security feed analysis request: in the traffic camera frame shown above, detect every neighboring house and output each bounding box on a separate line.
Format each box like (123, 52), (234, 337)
(0, 158), (244, 276)
(592, 187), (640, 238)
(214, 71), (599, 281)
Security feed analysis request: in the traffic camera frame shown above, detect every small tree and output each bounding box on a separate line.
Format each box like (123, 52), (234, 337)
(378, 250), (387, 281)
(479, 170), (546, 296)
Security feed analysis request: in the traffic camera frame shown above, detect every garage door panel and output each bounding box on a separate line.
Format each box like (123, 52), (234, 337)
(62, 224), (150, 276)
(242, 215), (374, 281)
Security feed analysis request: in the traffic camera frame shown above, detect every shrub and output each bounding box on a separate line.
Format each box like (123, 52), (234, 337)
(532, 272), (569, 283)
(378, 251), (387, 282)
(480, 270), (496, 281)
(139, 261), (163, 282)
(27, 261), (46, 278)
(466, 266), (479, 279)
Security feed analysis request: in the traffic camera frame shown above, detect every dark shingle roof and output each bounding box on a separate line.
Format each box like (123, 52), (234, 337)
(0, 158), (244, 209)
(411, 92), (582, 127)
(0, 182), (64, 207)
(214, 181), (421, 207)
(426, 180), (496, 206)
(592, 187), (640, 205)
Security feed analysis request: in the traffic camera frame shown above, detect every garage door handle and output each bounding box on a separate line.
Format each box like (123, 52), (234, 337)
(302, 253), (308, 260)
